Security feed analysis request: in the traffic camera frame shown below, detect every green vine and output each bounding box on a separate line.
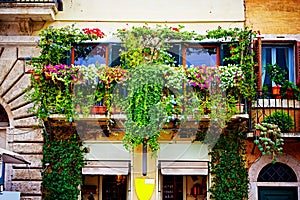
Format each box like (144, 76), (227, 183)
(42, 128), (85, 200)
(209, 123), (249, 200)
(26, 25), (102, 200)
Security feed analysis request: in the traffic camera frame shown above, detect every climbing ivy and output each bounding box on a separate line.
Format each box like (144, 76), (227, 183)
(209, 122), (249, 200)
(42, 128), (85, 200)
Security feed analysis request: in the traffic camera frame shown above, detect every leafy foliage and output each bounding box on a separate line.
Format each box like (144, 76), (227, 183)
(115, 24), (196, 68)
(254, 123), (284, 163)
(209, 124), (249, 200)
(263, 111), (294, 132)
(42, 133), (85, 200)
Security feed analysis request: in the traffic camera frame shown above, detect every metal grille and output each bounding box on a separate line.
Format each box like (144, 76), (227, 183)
(258, 162), (297, 182)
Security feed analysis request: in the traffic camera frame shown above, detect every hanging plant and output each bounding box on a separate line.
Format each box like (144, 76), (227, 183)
(254, 123), (284, 163)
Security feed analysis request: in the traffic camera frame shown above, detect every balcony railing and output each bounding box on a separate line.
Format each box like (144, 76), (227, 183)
(251, 90), (300, 135)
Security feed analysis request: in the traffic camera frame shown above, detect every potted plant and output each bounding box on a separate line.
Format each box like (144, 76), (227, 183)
(264, 64), (286, 98)
(263, 110), (294, 132)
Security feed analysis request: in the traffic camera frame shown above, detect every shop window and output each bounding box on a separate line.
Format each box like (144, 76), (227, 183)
(102, 175), (127, 200)
(162, 175), (183, 200)
(183, 45), (220, 67)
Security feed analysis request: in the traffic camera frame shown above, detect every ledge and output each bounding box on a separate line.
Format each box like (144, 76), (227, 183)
(247, 131), (300, 138)
(0, 3), (58, 21)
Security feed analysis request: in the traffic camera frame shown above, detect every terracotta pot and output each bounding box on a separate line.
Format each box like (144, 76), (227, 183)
(75, 105), (81, 114)
(33, 74), (41, 81)
(91, 106), (107, 114)
(112, 106), (121, 114)
(272, 85), (281, 98)
(235, 103), (244, 113)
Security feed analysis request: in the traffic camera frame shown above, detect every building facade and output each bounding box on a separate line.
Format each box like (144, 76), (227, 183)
(245, 0), (300, 199)
(0, 0), (299, 200)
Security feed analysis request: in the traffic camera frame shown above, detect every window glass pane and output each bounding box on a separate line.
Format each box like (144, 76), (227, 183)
(74, 44), (106, 66)
(186, 47), (217, 67)
(110, 44), (121, 67)
(276, 48), (289, 80)
(167, 44), (181, 67)
(258, 162), (297, 182)
(262, 48), (272, 92)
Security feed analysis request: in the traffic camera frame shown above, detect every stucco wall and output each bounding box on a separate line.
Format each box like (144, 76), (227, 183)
(36, 0), (245, 35)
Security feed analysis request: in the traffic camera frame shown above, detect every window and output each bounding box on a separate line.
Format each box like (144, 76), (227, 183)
(72, 44), (108, 65)
(183, 45), (220, 67)
(262, 44), (295, 91)
(71, 43), (224, 68)
(258, 162), (297, 182)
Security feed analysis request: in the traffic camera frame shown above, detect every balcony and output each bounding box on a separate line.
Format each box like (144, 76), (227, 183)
(0, 0), (62, 22)
(251, 90), (300, 137)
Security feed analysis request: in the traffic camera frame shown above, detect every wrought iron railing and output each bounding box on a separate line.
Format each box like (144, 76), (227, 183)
(251, 90), (300, 134)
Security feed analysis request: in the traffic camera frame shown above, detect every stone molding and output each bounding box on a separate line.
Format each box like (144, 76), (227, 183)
(248, 153), (300, 200)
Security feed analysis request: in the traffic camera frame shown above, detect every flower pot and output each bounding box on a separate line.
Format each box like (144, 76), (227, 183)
(33, 74), (41, 81)
(91, 106), (107, 114)
(285, 87), (293, 99)
(75, 105), (81, 114)
(272, 85), (281, 98)
(112, 106), (121, 114)
(235, 103), (244, 114)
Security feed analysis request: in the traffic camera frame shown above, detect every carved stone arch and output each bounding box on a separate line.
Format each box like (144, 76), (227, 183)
(248, 153), (300, 200)
(249, 153), (300, 182)
(0, 96), (14, 128)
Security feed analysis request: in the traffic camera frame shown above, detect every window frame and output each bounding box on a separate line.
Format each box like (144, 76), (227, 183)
(182, 44), (220, 67)
(261, 42), (295, 86)
(71, 43), (109, 65)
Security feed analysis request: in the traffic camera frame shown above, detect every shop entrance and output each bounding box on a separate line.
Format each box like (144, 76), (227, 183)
(161, 175), (207, 200)
(102, 175), (127, 200)
(82, 175), (128, 200)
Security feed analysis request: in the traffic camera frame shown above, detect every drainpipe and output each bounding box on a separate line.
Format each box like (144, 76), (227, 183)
(142, 140), (147, 176)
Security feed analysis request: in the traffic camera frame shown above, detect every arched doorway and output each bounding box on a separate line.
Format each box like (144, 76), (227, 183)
(258, 162), (297, 200)
(249, 154), (300, 200)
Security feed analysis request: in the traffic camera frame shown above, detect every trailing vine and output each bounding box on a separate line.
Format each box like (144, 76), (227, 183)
(209, 122), (249, 200)
(42, 123), (85, 200)
(27, 25), (103, 200)
(254, 123), (284, 163)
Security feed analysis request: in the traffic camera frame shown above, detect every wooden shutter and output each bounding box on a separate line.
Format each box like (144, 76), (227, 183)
(253, 37), (262, 91)
(296, 41), (300, 87)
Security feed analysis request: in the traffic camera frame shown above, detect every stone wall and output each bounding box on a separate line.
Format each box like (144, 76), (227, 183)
(0, 36), (43, 200)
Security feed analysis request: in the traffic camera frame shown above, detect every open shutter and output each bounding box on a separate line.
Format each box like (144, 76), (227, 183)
(253, 37), (262, 91)
(296, 41), (300, 87)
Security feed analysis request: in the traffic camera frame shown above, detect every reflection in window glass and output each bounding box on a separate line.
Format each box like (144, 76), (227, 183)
(74, 44), (106, 66)
(186, 47), (217, 67)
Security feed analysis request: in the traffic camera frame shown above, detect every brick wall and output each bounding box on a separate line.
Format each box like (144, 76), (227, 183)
(245, 0), (300, 34)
